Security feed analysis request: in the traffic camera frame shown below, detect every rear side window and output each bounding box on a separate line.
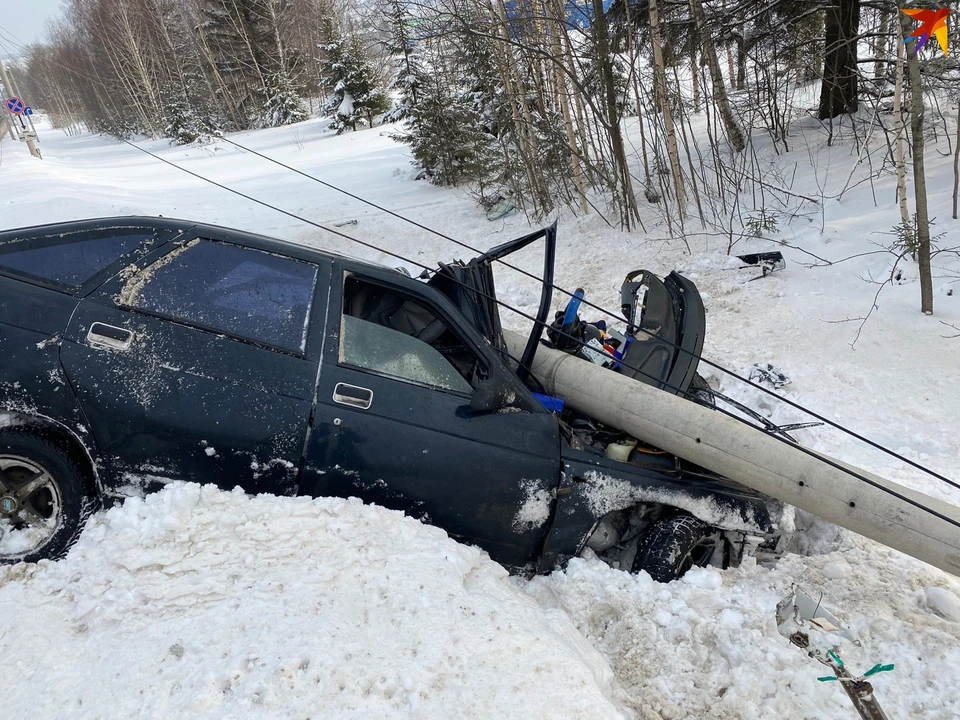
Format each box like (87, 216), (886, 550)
(0, 229), (156, 288)
(124, 239), (318, 353)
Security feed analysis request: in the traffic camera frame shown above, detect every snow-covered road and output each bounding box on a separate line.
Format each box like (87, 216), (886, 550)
(2, 116), (960, 718)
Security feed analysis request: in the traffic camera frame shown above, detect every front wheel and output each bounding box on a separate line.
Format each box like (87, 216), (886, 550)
(632, 513), (727, 582)
(0, 430), (92, 564)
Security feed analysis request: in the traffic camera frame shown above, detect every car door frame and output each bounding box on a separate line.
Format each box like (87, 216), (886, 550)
(303, 259), (563, 570)
(58, 226), (332, 497)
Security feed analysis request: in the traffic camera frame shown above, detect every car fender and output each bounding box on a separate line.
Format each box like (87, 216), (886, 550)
(536, 449), (774, 572)
(1, 312), (104, 497)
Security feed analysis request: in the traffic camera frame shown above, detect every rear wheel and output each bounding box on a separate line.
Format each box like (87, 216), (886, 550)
(632, 513), (726, 582)
(0, 430), (91, 564)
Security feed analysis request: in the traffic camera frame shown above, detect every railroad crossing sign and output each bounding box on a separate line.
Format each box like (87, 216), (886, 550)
(23, 106), (33, 116)
(5, 96), (24, 115)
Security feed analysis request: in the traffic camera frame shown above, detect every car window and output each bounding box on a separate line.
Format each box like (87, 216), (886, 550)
(125, 239), (318, 353)
(0, 228), (157, 288)
(339, 277), (479, 394)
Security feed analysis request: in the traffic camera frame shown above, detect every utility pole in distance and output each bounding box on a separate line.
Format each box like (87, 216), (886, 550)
(0, 57), (40, 158)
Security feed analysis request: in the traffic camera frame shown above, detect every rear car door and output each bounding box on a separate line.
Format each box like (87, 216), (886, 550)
(0, 220), (181, 430)
(60, 234), (329, 497)
(302, 264), (561, 571)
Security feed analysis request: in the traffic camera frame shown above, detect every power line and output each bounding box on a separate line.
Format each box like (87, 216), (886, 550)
(2, 18), (955, 500)
(116, 137), (960, 531)
(215, 135), (960, 494)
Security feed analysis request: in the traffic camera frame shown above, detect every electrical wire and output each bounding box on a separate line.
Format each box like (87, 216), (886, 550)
(214, 135), (960, 494)
(115, 138), (960, 531)
(1, 20), (956, 513)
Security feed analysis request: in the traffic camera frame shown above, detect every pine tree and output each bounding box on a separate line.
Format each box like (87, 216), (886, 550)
(382, 0), (425, 123)
(319, 17), (390, 133)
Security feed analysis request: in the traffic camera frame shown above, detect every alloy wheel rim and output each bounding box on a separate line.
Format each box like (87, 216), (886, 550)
(0, 454), (62, 557)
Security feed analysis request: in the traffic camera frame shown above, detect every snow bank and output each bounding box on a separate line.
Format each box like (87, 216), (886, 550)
(524, 542), (960, 719)
(0, 484), (625, 719)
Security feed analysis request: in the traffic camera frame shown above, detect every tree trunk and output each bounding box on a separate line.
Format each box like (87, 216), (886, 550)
(894, 27), (910, 235)
(689, 0), (745, 151)
(902, 13), (933, 315)
(953, 102), (959, 220)
(735, 24), (746, 90)
(818, 0), (860, 120)
(591, 0), (639, 227)
(549, 0), (588, 213)
(649, 0), (686, 218)
(875, 6), (891, 82)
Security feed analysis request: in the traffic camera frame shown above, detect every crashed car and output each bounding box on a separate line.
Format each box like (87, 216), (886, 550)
(0, 217), (787, 580)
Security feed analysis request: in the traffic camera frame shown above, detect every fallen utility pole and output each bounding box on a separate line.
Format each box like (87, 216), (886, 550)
(503, 330), (960, 577)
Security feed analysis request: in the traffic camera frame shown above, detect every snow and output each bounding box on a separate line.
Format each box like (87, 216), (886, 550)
(1, 107), (960, 717)
(580, 470), (766, 532)
(0, 483), (624, 719)
(514, 479), (554, 530)
(925, 586), (960, 622)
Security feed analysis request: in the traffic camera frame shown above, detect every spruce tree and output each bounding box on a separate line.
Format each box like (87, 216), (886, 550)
(319, 17), (390, 132)
(396, 70), (499, 187)
(262, 72), (309, 127)
(382, 0), (425, 124)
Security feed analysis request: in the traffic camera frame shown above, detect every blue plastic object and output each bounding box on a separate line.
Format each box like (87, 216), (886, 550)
(562, 289), (584, 326)
(532, 392), (565, 413)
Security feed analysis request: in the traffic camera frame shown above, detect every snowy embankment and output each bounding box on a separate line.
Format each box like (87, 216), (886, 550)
(1, 114), (960, 718)
(0, 484), (624, 719)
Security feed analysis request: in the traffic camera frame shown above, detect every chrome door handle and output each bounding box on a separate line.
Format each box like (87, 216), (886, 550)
(87, 322), (134, 351)
(333, 383), (373, 410)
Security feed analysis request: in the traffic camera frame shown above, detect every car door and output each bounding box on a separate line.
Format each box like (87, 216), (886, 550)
(302, 264), (561, 571)
(60, 233), (330, 497)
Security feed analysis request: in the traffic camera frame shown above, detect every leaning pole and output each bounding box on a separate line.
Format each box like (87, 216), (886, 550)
(503, 331), (960, 577)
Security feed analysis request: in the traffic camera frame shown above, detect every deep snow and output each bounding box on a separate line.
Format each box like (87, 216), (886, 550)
(2, 110), (960, 718)
(0, 484), (624, 719)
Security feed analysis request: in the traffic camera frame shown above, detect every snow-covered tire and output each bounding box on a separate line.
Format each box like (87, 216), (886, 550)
(632, 513), (725, 582)
(0, 429), (91, 564)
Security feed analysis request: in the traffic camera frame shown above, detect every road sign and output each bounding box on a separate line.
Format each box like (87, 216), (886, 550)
(5, 96), (24, 115)
(23, 106), (33, 116)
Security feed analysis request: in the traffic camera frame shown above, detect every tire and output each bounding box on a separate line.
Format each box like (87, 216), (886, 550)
(632, 513), (726, 583)
(0, 429), (92, 564)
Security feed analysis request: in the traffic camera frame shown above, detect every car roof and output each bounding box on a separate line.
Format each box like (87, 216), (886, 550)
(0, 215), (407, 275)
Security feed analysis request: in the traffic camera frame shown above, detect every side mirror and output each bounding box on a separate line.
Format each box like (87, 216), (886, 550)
(470, 370), (517, 413)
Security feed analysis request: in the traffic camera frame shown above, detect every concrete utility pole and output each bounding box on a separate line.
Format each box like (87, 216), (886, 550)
(0, 57), (40, 158)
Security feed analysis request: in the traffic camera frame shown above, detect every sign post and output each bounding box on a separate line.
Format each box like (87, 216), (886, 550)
(0, 56), (41, 158)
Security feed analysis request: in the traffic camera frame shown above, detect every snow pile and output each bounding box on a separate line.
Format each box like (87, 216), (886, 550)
(0, 484), (625, 719)
(524, 542), (960, 719)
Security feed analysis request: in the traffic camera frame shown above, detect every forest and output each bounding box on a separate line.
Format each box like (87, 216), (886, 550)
(7, 1), (959, 315)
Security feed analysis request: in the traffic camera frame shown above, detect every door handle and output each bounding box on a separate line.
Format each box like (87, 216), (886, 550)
(333, 383), (373, 410)
(87, 322), (134, 351)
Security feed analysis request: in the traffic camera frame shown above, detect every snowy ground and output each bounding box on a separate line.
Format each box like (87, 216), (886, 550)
(2, 112), (960, 718)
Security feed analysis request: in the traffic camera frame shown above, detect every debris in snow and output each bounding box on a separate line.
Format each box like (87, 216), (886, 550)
(926, 587), (960, 622)
(749, 363), (792, 389)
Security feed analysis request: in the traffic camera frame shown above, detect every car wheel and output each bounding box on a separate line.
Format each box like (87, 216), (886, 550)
(632, 513), (726, 582)
(0, 430), (92, 564)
